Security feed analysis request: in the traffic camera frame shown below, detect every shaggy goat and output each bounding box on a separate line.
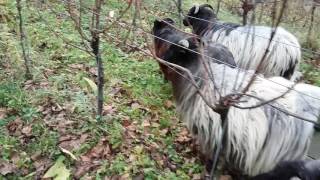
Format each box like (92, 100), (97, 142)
(153, 19), (320, 177)
(251, 159), (320, 180)
(183, 4), (302, 80)
(154, 18), (236, 79)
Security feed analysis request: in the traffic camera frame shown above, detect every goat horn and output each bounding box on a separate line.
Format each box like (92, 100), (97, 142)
(178, 39), (189, 48)
(193, 5), (200, 14)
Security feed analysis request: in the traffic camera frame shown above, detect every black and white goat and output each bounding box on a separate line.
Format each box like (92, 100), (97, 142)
(183, 4), (302, 80)
(251, 159), (320, 180)
(152, 19), (320, 177)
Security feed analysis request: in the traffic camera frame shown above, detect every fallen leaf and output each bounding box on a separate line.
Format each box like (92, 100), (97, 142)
(120, 173), (130, 179)
(74, 161), (100, 179)
(69, 64), (84, 70)
(59, 146), (77, 160)
(58, 134), (88, 151)
(21, 125), (32, 137)
(83, 77), (97, 94)
(192, 174), (201, 180)
(43, 156), (70, 180)
(88, 67), (98, 76)
(0, 161), (16, 175)
(142, 119), (150, 127)
(151, 122), (160, 128)
(0, 108), (7, 119)
(131, 102), (140, 110)
(164, 100), (174, 109)
(103, 105), (116, 115)
(32, 156), (52, 178)
(6, 117), (23, 136)
(176, 128), (192, 143)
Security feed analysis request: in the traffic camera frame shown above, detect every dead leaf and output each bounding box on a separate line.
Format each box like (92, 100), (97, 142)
(43, 156), (70, 180)
(83, 77), (98, 94)
(131, 102), (140, 110)
(103, 105), (116, 115)
(0, 108), (7, 119)
(74, 139), (110, 178)
(63, 103), (75, 114)
(32, 156), (52, 178)
(142, 119), (150, 127)
(59, 146), (77, 160)
(151, 122), (160, 128)
(69, 64), (84, 70)
(21, 125), (32, 137)
(192, 174), (201, 180)
(120, 173), (130, 179)
(164, 100), (174, 109)
(0, 161), (17, 175)
(59, 134), (88, 151)
(88, 67), (98, 76)
(74, 162), (100, 179)
(176, 128), (192, 143)
(7, 117), (23, 136)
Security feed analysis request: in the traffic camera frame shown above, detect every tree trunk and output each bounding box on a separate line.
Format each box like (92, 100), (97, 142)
(16, 0), (32, 79)
(91, 0), (104, 117)
(177, 0), (182, 27)
(307, 4), (316, 50)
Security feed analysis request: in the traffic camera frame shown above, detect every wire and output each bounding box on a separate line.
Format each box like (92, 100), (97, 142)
(48, 1), (320, 102)
(162, 10), (320, 56)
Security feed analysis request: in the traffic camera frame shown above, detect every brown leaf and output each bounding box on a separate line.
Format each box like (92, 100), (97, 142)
(6, 117), (23, 136)
(131, 102), (140, 110)
(0, 161), (17, 175)
(63, 103), (75, 114)
(120, 173), (130, 180)
(32, 156), (52, 178)
(164, 100), (174, 109)
(176, 128), (192, 143)
(58, 134), (88, 151)
(142, 119), (150, 127)
(103, 105), (116, 115)
(21, 125), (32, 137)
(74, 161), (100, 178)
(121, 118), (131, 127)
(69, 64), (85, 70)
(192, 174), (201, 180)
(0, 108), (7, 119)
(88, 67), (98, 76)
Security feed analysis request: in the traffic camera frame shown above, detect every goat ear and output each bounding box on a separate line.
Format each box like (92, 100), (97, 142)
(193, 5), (200, 14)
(153, 19), (162, 28)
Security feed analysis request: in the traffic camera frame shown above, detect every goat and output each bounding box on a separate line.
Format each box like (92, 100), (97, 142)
(152, 19), (320, 177)
(154, 18), (236, 80)
(251, 159), (320, 180)
(183, 4), (302, 81)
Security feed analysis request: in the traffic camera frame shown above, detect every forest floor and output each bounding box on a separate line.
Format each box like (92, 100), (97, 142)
(0, 0), (319, 179)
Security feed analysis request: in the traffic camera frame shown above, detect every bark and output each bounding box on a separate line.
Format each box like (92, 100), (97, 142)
(16, 0), (32, 79)
(91, 0), (104, 116)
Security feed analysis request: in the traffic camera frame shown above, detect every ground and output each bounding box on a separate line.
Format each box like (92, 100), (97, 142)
(0, 0), (319, 179)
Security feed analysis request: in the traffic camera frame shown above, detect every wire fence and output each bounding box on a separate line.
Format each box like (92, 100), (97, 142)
(34, 1), (320, 178)
(39, 0), (320, 121)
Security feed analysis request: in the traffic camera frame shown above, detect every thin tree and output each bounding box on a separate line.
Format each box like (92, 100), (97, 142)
(16, 0), (32, 79)
(65, 0), (104, 116)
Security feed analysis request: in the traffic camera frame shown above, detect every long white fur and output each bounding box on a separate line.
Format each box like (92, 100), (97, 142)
(174, 61), (320, 176)
(204, 25), (301, 80)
